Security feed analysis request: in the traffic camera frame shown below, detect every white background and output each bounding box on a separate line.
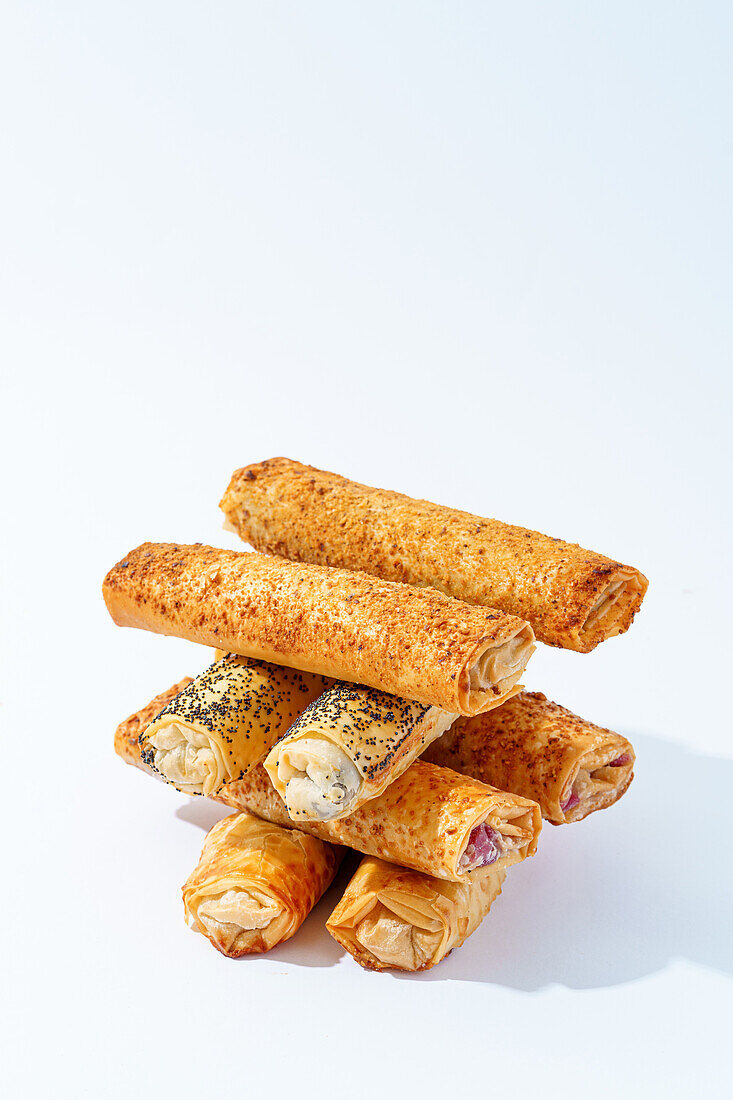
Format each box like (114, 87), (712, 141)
(2, 3), (732, 1097)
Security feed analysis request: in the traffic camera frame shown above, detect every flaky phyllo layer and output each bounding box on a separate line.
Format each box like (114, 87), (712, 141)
(457, 799), (538, 871)
(579, 568), (647, 651)
(326, 857), (506, 972)
(559, 745), (634, 823)
(265, 683), (458, 822)
(182, 812), (340, 956)
(139, 654), (329, 796)
(466, 626), (535, 711)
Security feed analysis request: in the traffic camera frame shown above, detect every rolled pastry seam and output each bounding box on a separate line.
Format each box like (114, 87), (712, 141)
(326, 857), (506, 972)
(114, 678), (193, 776)
(423, 691), (635, 824)
(139, 653), (330, 796)
(102, 542), (535, 715)
(182, 812), (341, 957)
(264, 682), (458, 821)
(220, 458), (648, 652)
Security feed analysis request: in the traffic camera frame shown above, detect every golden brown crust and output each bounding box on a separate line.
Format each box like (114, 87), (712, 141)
(423, 691), (635, 824)
(102, 542), (534, 715)
(220, 760), (540, 881)
(182, 812), (340, 956)
(116, 687), (541, 881)
(114, 678), (193, 773)
(326, 857), (505, 971)
(220, 458), (648, 652)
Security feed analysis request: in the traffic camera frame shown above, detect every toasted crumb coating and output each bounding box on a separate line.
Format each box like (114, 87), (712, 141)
(221, 457), (648, 652)
(424, 691), (635, 824)
(103, 541), (534, 715)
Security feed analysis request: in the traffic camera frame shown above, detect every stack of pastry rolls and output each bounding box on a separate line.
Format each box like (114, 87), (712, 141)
(106, 458), (645, 972)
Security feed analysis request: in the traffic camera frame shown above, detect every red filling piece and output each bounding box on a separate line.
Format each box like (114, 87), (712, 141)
(463, 822), (501, 868)
(561, 789), (581, 812)
(609, 753), (631, 767)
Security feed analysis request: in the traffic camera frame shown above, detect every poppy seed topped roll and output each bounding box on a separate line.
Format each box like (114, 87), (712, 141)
(102, 542), (535, 716)
(264, 682), (459, 822)
(139, 654), (331, 796)
(220, 458), (648, 652)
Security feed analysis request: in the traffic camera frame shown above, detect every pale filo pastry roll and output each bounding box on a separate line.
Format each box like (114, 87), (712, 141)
(220, 458), (648, 653)
(264, 683), (459, 822)
(182, 811), (342, 957)
(326, 857), (506, 972)
(116, 688), (542, 881)
(138, 653), (330, 796)
(102, 542), (535, 716)
(424, 691), (635, 824)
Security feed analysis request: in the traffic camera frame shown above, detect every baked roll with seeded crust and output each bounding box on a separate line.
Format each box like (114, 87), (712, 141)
(327, 856), (505, 972)
(221, 458), (648, 652)
(102, 542), (535, 715)
(139, 653), (330, 796)
(182, 811), (341, 957)
(115, 687), (542, 881)
(264, 682), (459, 821)
(424, 691), (635, 824)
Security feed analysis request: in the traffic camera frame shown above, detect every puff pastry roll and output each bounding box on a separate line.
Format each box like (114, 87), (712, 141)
(139, 653), (329, 796)
(103, 542), (535, 715)
(424, 691), (635, 824)
(182, 812), (341, 956)
(221, 458), (648, 653)
(264, 683), (458, 821)
(326, 857), (505, 971)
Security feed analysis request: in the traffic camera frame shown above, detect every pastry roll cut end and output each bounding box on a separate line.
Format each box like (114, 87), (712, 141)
(576, 567), (649, 652)
(187, 888), (283, 955)
(114, 679), (193, 775)
(264, 683), (459, 822)
(271, 737), (363, 820)
(182, 812), (340, 957)
(142, 718), (226, 795)
(467, 624), (536, 710)
(327, 857), (506, 972)
(458, 796), (541, 871)
(557, 744), (635, 824)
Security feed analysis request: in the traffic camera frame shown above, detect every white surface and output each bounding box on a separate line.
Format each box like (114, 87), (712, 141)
(1, 3), (732, 1098)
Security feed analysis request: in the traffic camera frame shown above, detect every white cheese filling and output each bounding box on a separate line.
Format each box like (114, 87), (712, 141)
(147, 722), (227, 796)
(277, 738), (362, 820)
